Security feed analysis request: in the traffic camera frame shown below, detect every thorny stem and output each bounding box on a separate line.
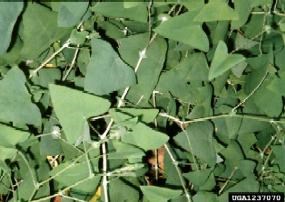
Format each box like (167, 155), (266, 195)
(152, 91), (191, 201)
(164, 144), (192, 202)
(218, 166), (238, 195)
(231, 72), (268, 112)
(29, 40), (70, 79)
(17, 151), (38, 188)
(62, 45), (80, 81)
(152, 91), (159, 182)
(31, 174), (95, 202)
(99, 43), (147, 202)
(159, 112), (285, 126)
(181, 127), (199, 171)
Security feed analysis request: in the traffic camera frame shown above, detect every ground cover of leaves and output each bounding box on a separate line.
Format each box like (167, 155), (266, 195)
(0, 1), (285, 202)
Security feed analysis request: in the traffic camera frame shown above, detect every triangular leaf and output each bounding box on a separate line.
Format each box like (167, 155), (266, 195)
(84, 39), (136, 95)
(20, 3), (70, 59)
(122, 123), (169, 150)
(140, 186), (182, 202)
(0, 2), (23, 53)
(92, 2), (147, 23)
(209, 41), (245, 80)
(174, 121), (216, 166)
(49, 84), (111, 144)
(0, 124), (30, 147)
(272, 145), (285, 173)
(194, 1), (238, 22)
(0, 67), (41, 126)
(155, 11), (209, 51)
(57, 2), (88, 27)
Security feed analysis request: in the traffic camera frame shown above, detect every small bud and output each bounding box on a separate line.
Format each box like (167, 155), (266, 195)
(158, 14), (170, 22)
(51, 126), (61, 139)
(139, 48), (147, 59)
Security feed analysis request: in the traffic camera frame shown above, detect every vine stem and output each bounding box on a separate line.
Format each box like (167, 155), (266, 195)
(152, 91), (191, 201)
(164, 144), (192, 202)
(158, 112), (285, 125)
(152, 91), (159, 181)
(62, 44), (80, 81)
(218, 166), (238, 195)
(232, 72), (268, 112)
(29, 40), (70, 79)
(99, 45), (147, 202)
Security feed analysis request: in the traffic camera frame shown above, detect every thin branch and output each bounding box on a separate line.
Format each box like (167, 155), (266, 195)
(231, 72), (268, 112)
(29, 40), (70, 79)
(100, 138), (109, 202)
(181, 128), (199, 171)
(152, 91), (159, 181)
(218, 167), (238, 195)
(38, 146), (97, 187)
(152, 91), (191, 201)
(164, 144), (191, 202)
(159, 112), (285, 125)
(83, 141), (93, 177)
(17, 151), (38, 188)
(62, 45), (80, 81)
(90, 114), (111, 121)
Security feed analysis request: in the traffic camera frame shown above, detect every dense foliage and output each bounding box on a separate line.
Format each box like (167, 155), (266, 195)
(0, 1), (285, 202)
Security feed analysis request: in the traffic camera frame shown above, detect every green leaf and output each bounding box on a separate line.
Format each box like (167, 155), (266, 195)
(154, 11), (209, 51)
(57, 2), (88, 27)
(156, 53), (211, 103)
(110, 178), (140, 202)
(174, 121), (216, 166)
(193, 192), (218, 202)
(0, 146), (17, 161)
(109, 140), (144, 159)
(194, 1), (238, 22)
(0, 124), (30, 147)
(69, 30), (88, 45)
(49, 84), (111, 144)
(20, 3), (70, 59)
(122, 123), (169, 150)
(272, 145), (285, 173)
(109, 108), (159, 124)
(208, 41), (245, 80)
(219, 178), (259, 201)
(84, 38), (136, 95)
(0, 67), (41, 126)
(50, 160), (100, 192)
(92, 2), (147, 23)
(140, 186), (182, 202)
(183, 169), (215, 191)
(235, 33), (258, 50)
(123, 2), (144, 8)
(0, 2), (23, 53)
(231, 0), (251, 29)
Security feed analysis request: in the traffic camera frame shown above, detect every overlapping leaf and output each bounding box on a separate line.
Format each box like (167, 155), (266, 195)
(208, 41), (245, 80)
(0, 2), (23, 53)
(174, 121), (216, 166)
(194, 0), (239, 22)
(20, 3), (70, 59)
(57, 2), (89, 27)
(155, 11), (209, 51)
(0, 67), (41, 126)
(49, 84), (111, 144)
(84, 39), (136, 95)
(140, 186), (182, 202)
